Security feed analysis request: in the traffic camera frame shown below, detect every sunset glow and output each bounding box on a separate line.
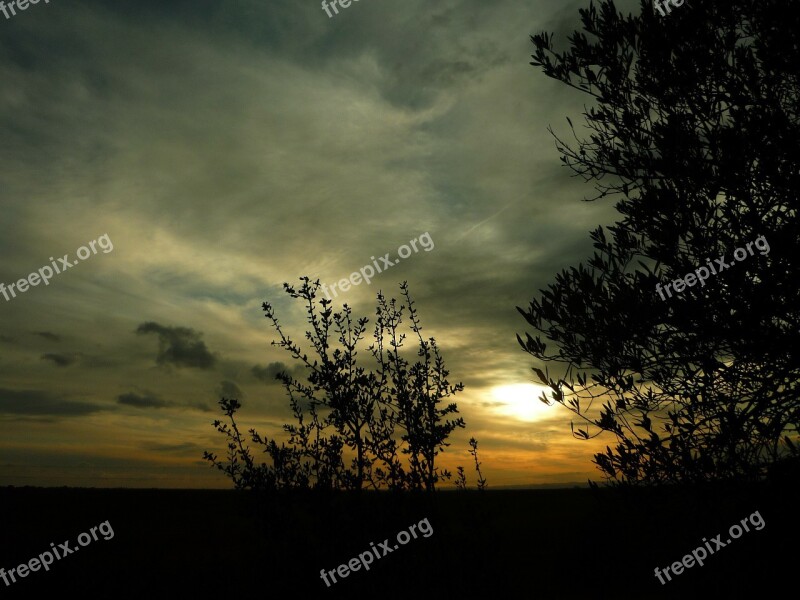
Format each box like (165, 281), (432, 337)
(491, 383), (554, 422)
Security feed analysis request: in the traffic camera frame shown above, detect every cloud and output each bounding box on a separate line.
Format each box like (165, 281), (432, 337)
(140, 441), (203, 454)
(135, 322), (216, 370)
(117, 391), (168, 409)
(216, 380), (243, 399)
(116, 390), (211, 412)
(81, 354), (123, 368)
(251, 361), (301, 383)
(41, 353), (77, 367)
(34, 331), (61, 342)
(0, 0), (625, 486)
(0, 388), (104, 417)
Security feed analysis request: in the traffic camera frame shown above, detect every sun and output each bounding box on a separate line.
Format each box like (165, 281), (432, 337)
(491, 383), (555, 422)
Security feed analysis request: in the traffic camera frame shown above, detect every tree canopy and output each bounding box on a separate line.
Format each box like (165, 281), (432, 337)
(518, 0), (800, 484)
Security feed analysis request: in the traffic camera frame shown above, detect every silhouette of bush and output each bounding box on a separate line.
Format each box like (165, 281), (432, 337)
(454, 438), (486, 491)
(469, 437), (487, 491)
(205, 278), (481, 491)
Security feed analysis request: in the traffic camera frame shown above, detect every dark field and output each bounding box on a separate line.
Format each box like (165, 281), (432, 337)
(1, 482), (797, 598)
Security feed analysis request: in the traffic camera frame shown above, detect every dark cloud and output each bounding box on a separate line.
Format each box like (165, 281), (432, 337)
(0, 388), (104, 417)
(81, 354), (122, 368)
(251, 361), (301, 383)
(34, 331), (61, 342)
(135, 322), (216, 370)
(117, 391), (168, 409)
(41, 353), (77, 367)
(140, 441), (202, 454)
(116, 390), (212, 412)
(216, 380), (243, 399)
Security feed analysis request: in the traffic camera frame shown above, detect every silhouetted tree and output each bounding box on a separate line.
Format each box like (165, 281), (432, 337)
(518, 0), (800, 484)
(206, 278), (476, 491)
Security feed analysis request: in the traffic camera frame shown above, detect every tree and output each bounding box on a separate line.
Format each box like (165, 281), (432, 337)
(205, 278), (473, 491)
(517, 0), (800, 484)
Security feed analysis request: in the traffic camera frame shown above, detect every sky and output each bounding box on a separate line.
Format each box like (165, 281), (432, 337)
(0, 0), (642, 488)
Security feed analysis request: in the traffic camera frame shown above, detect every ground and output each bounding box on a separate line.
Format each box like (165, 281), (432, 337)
(0, 481), (796, 598)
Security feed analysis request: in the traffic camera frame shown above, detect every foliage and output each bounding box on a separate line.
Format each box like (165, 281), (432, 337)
(454, 437), (487, 491)
(205, 278), (481, 491)
(469, 437), (487, 491)
(518, 0), (800, 484)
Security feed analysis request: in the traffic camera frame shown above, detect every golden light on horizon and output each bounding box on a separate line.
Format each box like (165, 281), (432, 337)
(491, 383), (555, 422)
